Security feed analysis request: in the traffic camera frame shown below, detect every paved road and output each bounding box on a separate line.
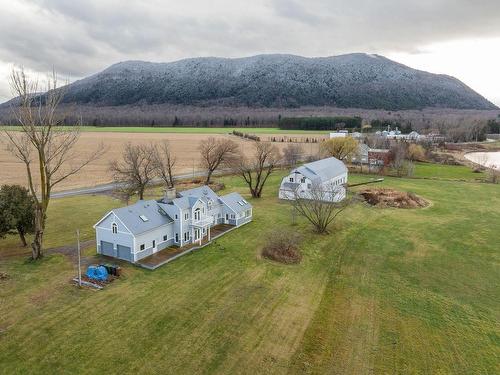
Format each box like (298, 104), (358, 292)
(51, 170), (221, 198)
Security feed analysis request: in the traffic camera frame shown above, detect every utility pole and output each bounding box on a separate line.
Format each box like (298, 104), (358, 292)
(76, 229), (82, 287)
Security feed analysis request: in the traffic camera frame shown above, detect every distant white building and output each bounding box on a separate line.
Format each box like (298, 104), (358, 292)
(279, 157), (348, 202)
(329, 131), (348, 139)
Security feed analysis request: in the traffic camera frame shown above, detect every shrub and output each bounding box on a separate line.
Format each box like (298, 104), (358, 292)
(261, 230), (302, 264)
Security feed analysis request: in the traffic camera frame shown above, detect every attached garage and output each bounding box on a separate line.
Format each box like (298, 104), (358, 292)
(100, 241), (114, 257)
(116, 244), (132, 262)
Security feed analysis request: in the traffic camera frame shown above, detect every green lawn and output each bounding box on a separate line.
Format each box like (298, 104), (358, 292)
(1, 125), (329, 135)
(0, 170), (499, 374)
(412, 161), (486, 181)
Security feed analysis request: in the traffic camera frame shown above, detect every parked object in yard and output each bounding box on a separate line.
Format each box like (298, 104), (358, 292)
(86, 265), (108, 281)
(100, 263), (122, 276)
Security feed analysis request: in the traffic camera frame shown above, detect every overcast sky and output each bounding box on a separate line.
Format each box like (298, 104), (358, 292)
(0, 0), (499, 105)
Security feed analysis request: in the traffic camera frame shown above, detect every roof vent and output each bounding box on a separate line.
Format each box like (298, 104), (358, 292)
(203, 189), (208, 195)
(139, 215), (149, 222)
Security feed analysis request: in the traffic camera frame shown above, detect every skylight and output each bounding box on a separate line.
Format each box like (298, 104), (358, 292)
(139, 215), (149, 222)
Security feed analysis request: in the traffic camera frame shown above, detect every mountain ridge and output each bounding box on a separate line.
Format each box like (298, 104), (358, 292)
(3, 53), (498, 110)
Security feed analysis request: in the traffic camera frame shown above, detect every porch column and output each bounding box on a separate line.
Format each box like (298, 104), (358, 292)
(199, 229), (202, 245)
(208, 226), (211, 241)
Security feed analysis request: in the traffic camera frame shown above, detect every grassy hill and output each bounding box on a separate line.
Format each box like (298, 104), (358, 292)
(0, 166), (499, 374)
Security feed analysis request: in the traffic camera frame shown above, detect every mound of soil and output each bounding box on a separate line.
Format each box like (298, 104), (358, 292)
(359, 188), (428, 209)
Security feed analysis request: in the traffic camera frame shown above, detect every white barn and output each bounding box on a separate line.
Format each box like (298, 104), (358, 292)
(279, 157), (348, 202)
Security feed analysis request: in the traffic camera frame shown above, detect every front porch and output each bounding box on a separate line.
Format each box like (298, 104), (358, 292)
(136, 224), (234, 270)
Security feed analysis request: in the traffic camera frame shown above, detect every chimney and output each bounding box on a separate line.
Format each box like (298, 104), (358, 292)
(163, 187), (177, 202)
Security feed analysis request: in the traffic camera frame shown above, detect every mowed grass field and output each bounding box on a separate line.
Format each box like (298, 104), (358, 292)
(0, 166), (499, 374)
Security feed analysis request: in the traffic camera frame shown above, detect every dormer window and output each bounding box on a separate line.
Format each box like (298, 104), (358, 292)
(112, 223), (117, 234)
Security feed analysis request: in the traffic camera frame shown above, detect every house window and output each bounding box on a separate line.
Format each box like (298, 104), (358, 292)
(152, 240), (156, 248)
(301, 177), (306, 183)
(289, 177), (294, 182)
(163, 234), (168, 241)
(140, 244), (145, 251)
(231, 214), (235, 219)
(184, 212), (189, 220)
(307, 184), (311, 189)
(112, 223), (117, 234)
(175, 214), (178, 219)
(175, 233), (179, 242)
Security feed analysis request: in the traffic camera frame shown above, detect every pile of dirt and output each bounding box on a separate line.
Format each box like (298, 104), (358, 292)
(359, 188), (429, 209)
(0, 272), (9, 280)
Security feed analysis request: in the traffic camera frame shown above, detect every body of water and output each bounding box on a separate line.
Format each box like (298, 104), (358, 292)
(465, 152), (500, 170)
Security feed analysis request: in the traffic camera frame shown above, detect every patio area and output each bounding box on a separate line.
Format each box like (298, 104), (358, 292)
(137, 224), (234, 270)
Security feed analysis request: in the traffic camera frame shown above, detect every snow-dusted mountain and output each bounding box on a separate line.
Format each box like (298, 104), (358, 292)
(10, 54), (500, 110)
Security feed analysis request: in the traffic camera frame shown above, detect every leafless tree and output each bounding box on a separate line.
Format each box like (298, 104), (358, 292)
(233, 141), (281, 198)
(109, 143), (156, 200)
(199, 137), (238, 184)
(2, 68), (105, 259)
(290, 182), (355, 234)
(390, 143), (409, 177)
(283, 143), (304, 167)
(153, 140), (176, 188)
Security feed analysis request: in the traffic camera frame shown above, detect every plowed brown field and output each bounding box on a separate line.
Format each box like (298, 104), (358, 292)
(0, 132), (322, 191)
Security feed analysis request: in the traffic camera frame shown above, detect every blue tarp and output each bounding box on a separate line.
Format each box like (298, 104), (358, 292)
(86, 265), (108, 281)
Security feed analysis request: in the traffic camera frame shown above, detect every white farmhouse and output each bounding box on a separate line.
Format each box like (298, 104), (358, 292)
(93, 186), (252, 264)
(279, 157), (348, 202)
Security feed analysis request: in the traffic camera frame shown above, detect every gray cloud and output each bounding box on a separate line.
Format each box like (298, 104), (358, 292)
(0, 0), (499, 101)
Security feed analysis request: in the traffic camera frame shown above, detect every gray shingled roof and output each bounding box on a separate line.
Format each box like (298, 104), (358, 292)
(112, 200), (173, 235)
(292, 157), (347, 183)
(178, 186), (220, 201)
(219, 192), (252, 213)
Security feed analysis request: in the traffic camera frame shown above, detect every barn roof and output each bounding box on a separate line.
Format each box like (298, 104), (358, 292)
(292, 157), (347, 183)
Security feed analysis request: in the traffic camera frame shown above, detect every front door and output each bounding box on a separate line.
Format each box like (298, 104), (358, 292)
(194, 228), (200, 240)
(225, 213), (229, 223)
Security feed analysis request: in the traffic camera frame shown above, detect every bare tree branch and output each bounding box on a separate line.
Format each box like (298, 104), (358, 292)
(290, 181), (356, 233)
(109, 143), (157, 200)
(233, 141), (281, 198)
(199, 137), (238, 184)
(2, 67), (105, 259)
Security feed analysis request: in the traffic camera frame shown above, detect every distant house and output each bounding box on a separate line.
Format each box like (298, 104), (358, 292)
(352, 143), (370, 164)
(93, 186), (252, 263)
(279, 157), (348, 202)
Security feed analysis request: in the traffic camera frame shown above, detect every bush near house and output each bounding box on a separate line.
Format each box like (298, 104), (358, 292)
(261, 229), (302, 264)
